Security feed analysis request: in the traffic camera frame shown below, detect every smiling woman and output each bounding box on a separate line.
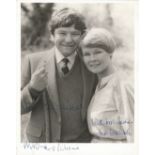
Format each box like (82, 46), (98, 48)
(81, 28), (116, 79)
(81, 28), (134, 143)
(82, 47), (113, 78)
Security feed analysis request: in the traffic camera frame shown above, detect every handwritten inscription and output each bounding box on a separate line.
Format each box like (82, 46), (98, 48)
(91, 119), (133, 126)
(90, 119), (133, 137)
(98, 128), (131, 137)
(23, 143), (79, 152)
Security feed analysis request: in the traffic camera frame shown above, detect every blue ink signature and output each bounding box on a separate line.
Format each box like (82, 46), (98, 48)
(23, 143), (79, 152)
(98, 128), (132, 137)
(91, 119), (133, 126)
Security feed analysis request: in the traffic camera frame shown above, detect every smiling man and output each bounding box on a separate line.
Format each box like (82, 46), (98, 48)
(21, 7), (97, 143)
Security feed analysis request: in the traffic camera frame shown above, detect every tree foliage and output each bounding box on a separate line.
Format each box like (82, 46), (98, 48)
(21, 3), (55, 51)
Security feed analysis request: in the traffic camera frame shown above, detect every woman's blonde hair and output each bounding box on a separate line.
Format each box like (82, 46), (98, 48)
(81, 28), (116, 54)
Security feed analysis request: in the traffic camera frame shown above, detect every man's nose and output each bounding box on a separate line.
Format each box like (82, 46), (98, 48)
(90, 54), (96, 61)
(65, 34), (73, 43)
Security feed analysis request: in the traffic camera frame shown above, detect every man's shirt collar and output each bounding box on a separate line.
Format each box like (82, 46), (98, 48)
(55, 47), (77, 70)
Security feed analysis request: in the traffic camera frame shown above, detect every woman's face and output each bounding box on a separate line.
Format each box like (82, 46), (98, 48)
(82, 47), (112, 75)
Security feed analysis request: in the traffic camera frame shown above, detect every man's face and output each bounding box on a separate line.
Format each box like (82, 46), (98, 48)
(52, 25), (82, 57)
(82, 47), (112, 75)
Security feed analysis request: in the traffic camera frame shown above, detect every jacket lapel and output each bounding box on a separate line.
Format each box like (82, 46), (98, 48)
(45, 49), (60, 116)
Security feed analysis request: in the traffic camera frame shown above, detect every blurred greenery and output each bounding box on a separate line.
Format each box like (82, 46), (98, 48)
(21, 3), (55, 51)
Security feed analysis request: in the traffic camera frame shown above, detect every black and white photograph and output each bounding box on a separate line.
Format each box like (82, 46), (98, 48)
(2, 0), (155, 154)
(19, 1), (136, 153)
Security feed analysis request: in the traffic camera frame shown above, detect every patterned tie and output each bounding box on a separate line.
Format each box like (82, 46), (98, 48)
(61, 58), (69, 74)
